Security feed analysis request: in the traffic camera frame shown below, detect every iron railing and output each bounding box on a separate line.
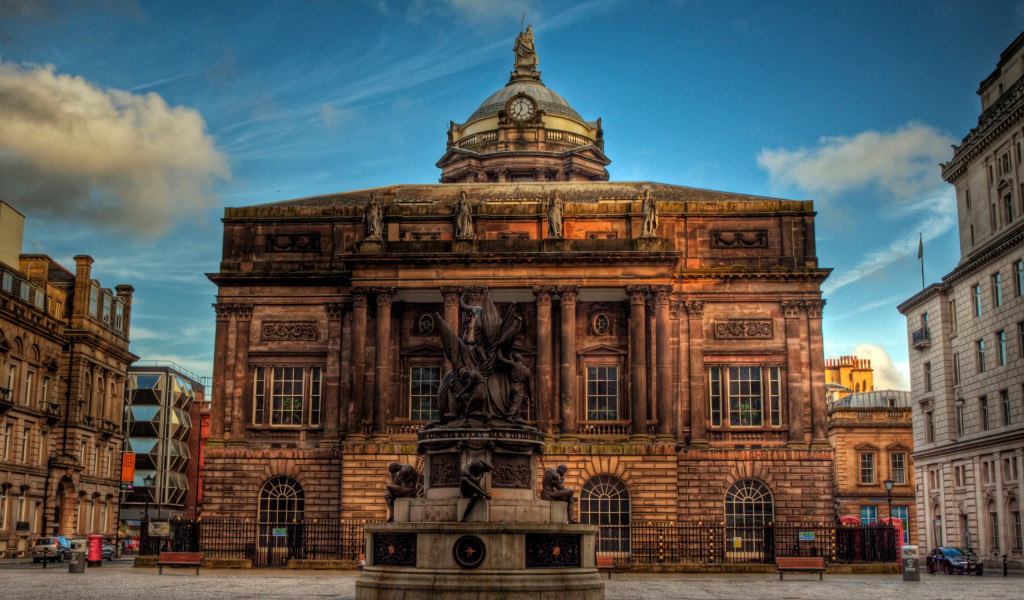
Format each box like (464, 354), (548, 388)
(142, 518), (897, 567)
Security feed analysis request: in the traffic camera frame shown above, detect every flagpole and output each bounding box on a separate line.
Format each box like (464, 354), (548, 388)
(919, 233), (925, 290)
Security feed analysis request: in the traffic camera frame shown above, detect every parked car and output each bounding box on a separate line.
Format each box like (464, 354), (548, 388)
(31, 536), (71, 563)
(926, 547), (983, 575)
(101, 541), (115, 560)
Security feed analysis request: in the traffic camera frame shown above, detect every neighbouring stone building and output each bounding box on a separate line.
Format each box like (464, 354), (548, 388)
(201, 28), (835, 552)
(828, 390), (915, 544)
(898, 32), (1024, 568)
(825, 355), (874, 404)
(0, 201), (137, 557)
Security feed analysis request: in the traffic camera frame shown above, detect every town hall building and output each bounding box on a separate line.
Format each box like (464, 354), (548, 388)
(201, 28), (836, 547)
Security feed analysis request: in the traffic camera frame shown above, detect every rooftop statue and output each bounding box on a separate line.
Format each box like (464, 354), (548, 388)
(547, 191), (563, 238)
(364, 192), (383, 240)
(640, 187), (658, 238)
(455, 190), (475, 240)
(426, 287), (534, 430)
(511, 24), (540, 80)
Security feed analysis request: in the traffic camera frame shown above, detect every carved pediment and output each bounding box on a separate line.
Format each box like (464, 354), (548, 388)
(577, 343), (626, 356)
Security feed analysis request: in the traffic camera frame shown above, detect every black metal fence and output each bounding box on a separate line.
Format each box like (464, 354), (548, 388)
(145, 517), (898, 567)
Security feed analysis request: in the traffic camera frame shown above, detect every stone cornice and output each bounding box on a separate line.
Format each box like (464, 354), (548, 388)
(942, 73), (1024, 183)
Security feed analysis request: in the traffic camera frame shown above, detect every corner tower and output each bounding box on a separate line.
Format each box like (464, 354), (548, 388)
(436, 25), (610, 183)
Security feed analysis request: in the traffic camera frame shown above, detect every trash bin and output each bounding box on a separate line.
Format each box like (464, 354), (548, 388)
(68, 539), (86, 574)
(901, 545), (919, 581)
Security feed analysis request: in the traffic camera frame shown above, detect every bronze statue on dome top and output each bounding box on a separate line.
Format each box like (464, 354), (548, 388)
(511, 22), (541, 80)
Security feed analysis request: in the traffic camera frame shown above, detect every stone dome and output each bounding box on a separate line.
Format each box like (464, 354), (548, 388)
(468, 80), (583, 122)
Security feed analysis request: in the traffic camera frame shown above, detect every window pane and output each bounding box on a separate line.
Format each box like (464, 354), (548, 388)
(410, 366), (441, 421)
(586, 366), (618, 420)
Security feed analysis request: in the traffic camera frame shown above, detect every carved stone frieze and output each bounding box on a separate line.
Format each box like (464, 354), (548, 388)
(803, 299), (826, 318)
(430, 453), (461, 487)
(491, 454), (532, 488)
(265, 234), (321, 253)
(683, 300), (705, 317)
(325, 303), (343, 319)
(711, 230), (768, 248)
(262, 321), (318, 341)
(713, 320), (773, 339)
(234, 304), (254, 320)
(780, 300), (803, 319)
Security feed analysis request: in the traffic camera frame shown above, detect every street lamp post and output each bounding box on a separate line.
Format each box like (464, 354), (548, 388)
(143, 473), (154, 555)
(883, 478), (894, 520)
(833, 499), (841, 524)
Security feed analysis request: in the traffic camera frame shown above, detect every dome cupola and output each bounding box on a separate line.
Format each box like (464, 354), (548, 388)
(437, 25), (610, 184)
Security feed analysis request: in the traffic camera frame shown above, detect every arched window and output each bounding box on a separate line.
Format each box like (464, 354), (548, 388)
(580, 475), (630, 554)
(259, 477), (304, 523)
(725, 479), (773, 554)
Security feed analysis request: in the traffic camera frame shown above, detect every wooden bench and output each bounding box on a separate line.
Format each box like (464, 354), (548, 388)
(596, 555), (614, 579)
(156, 552), (204, 575)
(776, 556), (825, 580)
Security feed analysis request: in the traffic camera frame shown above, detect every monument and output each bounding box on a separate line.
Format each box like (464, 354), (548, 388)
(355, 288), (604, 599)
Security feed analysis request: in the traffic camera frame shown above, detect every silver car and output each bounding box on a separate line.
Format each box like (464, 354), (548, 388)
(31, 536), (71, 563)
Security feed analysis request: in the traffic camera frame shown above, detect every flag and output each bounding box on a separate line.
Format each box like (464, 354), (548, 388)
(917, 233), (923, 260)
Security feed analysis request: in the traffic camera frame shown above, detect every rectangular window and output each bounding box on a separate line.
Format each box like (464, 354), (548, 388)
(20, 427), (29, 463)
(271, 366), (304, 425)
(709, 365), (783, 428)
(252, 369), (265, 425)
(586, 365), (619, 421)
(949, 299), (957, 334)
(0, 487), (6, 531)
(34, 289), (44, 309)
(1003, 389), (1012, 426)
(1017, 261), (1024, 296)
(709, 366), (722, 427)
(974, 284), (983, 316)
(991, 203), (998, 230)
(88, 286), (98, 316)
(953, 352), (961, 386)
(860, 506), (877, 524)
(956, 403), (965, 437)
(994, 273), (1004, 307)
(1006, 194), (1015, 223)
(1, 271), (11, 292)
(114, 302), (124, 330)
(891, 452), (906, 484)
(892, 505), (910, 544)
(101, 295), (111, 323)
(309, 367), (322, 426)
(924, 362), (932, 392)
(24, 371), (33, 405)
(860, 452), (876, 484)
(728, 366), (763, 427)
(1020, 322), (1024, 359)
(999, 330), (1008, 365)
(409, 366), (441, 421)
(2, 424), (10, 459)
(992, 512), (1000, 549)
(978, 339), (986, 373)
(1014, 511), (1022, 550)
(768, 366), (782, 426)
(926, 411), (934, 443)
(954, 465), (966, 487)
(981, 396), (990, 431)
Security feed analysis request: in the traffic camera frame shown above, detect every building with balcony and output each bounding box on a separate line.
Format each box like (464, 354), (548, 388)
(122, 364), (202, 526)
(828, 390), (915, 544)
(0, 201), (137, 557)
(898, 32), (1024, 568)
(200, 27), (836, 548)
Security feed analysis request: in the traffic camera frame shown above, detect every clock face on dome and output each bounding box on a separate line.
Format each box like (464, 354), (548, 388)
(507, 95), (536, 122)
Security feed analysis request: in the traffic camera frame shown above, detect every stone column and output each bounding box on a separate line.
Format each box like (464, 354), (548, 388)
(441, 287), (461, 374)
(672, 301), (688, 441)
(805, 300), (828, 446)
(533, 286), (555, 435)
(654, 286), (674, 441)
(229, 305), (253, 439)
(372, 288), (394, 436)
(348, 292), (368, 438)
(323, 303), (343, 444)
(646, 295), (657, 434)
(781, 300), (805, 446)
(558, 286), (579, 439)
(685, 300), (706, 445)
(626, 286), (648, 438)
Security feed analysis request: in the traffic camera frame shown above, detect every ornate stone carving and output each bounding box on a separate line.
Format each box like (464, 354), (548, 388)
(265, 234), (320, 253)
(373, 288), (395, 307)
(262, 321), (318, 341)
(780, 300), (802, 319)
(455, 190), (475, 240)
(462, 286), (485, 305)
(364, 192), (384, 241)
(711, 230), (768, 248)
(558, 286), (579, 305)
(212, 303), (233, 320)
(512, 24), (540, 80)
(652, 286), (671, 306)
(373, 532), (417, 566)
(683, 300), (705, 317)
(234, 304), (254, 320)
(532, 286), (554, 305)
(491, 454), (532, 488)
(669, 301), (683, 320)
(625, 285), (648, 306)
(441, 286), (462, 308)
(416, 313), (435, 336)
(639, 187), (658, 238)
(525, 534), (581, 568)
(352, 292), (368, 309)
(325, 303), (343, 319)
(429, 453), (461, 487)
(713, 320), (773, 339)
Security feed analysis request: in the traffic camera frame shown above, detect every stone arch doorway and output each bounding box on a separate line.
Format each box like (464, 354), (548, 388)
(579, 474), (630, 555)
(724, 479), (774, 557)
(255, 477), (304, 566)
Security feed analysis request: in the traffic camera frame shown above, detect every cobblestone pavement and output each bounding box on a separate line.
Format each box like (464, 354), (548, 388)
(2, 564), (1022, 599)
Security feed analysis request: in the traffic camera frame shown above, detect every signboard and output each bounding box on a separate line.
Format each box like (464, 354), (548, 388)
(732, 537), (742, 548)
(149, 521), (170, 536)
(798, 531), (815, 542)
(120, 453), (136, 483)
(272, 527), (287, 537)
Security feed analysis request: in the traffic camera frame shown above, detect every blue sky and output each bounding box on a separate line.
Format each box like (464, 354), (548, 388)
(0, 0), (1020, 386)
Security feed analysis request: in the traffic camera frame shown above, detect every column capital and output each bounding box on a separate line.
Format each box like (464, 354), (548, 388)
(803, 299), (826, 318)
(212, 303), (234, 321)
(558, 285), (579, 305)
(462, 286), (485, 305)
(780, 299), (803, 319)
(669, 300), (683, 319)
(653, 286), (671, 306)
(532, 286), (556, 305)
(625, 285), (648, 306)
(325, 303), (343, 319)
(683, 300), (705, 317)
(234, 304), (254, 320)
(372, 287), (396, 306)
(440, 286), (462, 307)
(351, 291), (369, 309)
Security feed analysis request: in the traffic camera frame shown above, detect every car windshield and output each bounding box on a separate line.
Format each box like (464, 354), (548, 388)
(35, 538), (54, 545)
(940, 548), (964, 557)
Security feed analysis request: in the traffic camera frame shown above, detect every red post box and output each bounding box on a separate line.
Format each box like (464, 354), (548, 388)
(87, 534), (104, 566)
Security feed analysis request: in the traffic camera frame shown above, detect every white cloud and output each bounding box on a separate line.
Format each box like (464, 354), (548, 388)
(853, 343), (909, 390)
(0, 60), (230, 237)
(757, 123), (954, 200)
